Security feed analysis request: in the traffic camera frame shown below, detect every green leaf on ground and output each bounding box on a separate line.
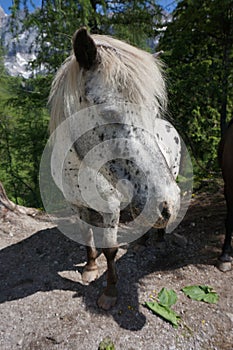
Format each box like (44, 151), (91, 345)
(145, 301), (181, 328)
(158, 288), (178, 307)
(98, 337), (115, 350)
(181, 285), (219, 304)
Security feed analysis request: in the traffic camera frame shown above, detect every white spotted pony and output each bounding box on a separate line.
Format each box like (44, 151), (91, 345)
(48, 27), (181, 310)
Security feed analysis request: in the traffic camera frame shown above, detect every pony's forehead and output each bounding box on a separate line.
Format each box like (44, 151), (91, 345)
(92, 34), (138, 55)
(93, 37), (121, 58)
(94, 39), (115, 50)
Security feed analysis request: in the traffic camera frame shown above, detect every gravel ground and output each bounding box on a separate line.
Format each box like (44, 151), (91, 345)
(0, 190), (233, 350)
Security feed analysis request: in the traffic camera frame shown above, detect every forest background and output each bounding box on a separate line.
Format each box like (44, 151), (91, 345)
(0, 0), (232, 208)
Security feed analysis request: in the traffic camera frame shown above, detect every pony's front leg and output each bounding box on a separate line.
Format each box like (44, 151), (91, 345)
(82, 228), (99, 283)
(78, 207), (99, 283)
(98, 209), (120, 310)
(98, 246), (118, 310)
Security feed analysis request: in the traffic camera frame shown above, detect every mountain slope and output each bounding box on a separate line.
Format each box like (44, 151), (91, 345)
(0, 6), (38, 78)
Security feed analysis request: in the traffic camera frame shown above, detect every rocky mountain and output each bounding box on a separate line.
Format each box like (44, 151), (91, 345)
(0, 6), (38, 78)
(0, 5), (6, 21)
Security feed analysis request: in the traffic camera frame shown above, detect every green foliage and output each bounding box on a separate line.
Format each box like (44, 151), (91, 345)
(0, 56), (50, 206)
(98, 337), (115, 350)
(145, 288), (181, 328)
(146, 301), (181, 327)
(146, 285), (219, 327)
(11, 1), (107, 73)
(108, 0), (163, 49)
(182, 285), (219, 304)
(159, 0), (233, 177)
(158, 287), (178, 307)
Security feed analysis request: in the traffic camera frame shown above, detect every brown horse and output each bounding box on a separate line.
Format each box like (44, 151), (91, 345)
(218, 118), (233, 271)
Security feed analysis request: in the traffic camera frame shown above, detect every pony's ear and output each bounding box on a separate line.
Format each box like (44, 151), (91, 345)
(72, 27), (97, 69)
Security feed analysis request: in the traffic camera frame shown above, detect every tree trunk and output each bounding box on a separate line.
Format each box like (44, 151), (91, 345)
(0, 181), (16, 213)
(0, 181), (38, 217)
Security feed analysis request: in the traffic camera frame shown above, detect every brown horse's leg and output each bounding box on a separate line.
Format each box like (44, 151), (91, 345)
(97, 247), (118, 310)
(218, 127), (233, 270)
(220, 209), (233, 262)
(82, 228), (99, 283)
(218, 187), (233, 271)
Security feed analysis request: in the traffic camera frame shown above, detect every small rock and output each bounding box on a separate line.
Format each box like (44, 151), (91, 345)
(226, 313), (233, 323)
(17, 338), (23, 346)
(171, 233), (188, 247)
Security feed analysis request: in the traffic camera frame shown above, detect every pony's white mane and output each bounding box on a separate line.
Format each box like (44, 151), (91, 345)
(49, 34), (167, 133)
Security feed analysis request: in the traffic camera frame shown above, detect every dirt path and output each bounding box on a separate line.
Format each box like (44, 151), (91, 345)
(0, 191), (232, 350)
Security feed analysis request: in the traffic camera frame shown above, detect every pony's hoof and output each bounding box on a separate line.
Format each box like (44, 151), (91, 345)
(82, 267), (99, 284)
(217, 260), (232, 272)
(97, 293), (117, 310)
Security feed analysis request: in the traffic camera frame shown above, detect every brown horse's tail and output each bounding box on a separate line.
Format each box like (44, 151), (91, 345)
(218, 138), (224, 167)
(218, 117), (233, 166)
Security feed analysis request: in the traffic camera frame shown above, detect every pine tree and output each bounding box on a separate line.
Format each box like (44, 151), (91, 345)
(159, 0), (233, 172)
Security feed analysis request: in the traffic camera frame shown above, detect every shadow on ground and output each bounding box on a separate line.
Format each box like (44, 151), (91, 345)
(0, 191), (228, 331)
